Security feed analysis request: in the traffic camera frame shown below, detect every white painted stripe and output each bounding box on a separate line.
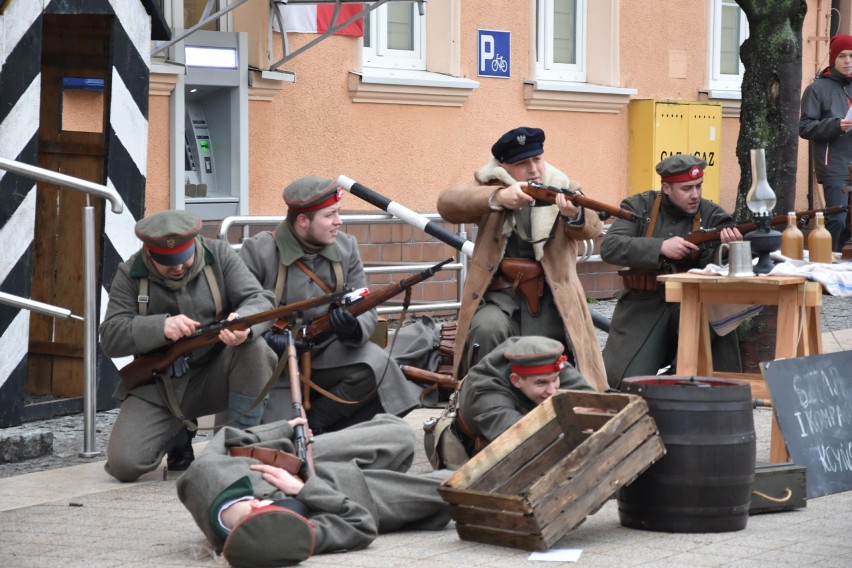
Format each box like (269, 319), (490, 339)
(0, 189), (35, 283)
(386, 203), (431, 231)
(104, 177), (141, 262)
(109, 69), (149, 178)
(0, 75), (40, 161)
(0, 0), (45, 68)
(0, 310), (30, 390)
(109, 0), (151, 66)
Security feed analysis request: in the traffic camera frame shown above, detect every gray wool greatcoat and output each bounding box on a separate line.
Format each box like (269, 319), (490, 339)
(458, 336), (593, 443)
(99, 237), (278, 481)
(238, 223), (422, 419)
(176, 414), (451, 555)
(437, 161), (608, 391)
(600, 191), (741, 386)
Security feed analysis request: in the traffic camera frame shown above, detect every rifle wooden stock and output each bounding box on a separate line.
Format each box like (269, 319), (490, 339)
(683, 205), (851, 246)
(295, 257), (455, 346)
(118, 290), (346, 391)
(525, 181), (647, 223)
(400, 365), (458, 390)
(284, 329), (315, 479)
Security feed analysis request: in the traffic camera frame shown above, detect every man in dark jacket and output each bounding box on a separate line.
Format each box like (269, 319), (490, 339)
(800, 33), (852, 252)
(600, 155), (742, 388)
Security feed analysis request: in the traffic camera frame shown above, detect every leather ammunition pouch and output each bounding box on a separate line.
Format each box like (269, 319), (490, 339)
(229, 446), (303, 476)
(618, 268), (661, 292)
(491, 258), (546, 316)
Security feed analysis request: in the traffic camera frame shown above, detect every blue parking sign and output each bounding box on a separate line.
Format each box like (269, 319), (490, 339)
(478, 29), (510, 78)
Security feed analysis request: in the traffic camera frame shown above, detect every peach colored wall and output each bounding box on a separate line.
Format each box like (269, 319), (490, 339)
(146, 95), (172, 214)
(144, 0), (831, 218)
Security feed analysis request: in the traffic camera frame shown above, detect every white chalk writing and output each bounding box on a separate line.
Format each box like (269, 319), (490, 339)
(816, 442), (852, 473)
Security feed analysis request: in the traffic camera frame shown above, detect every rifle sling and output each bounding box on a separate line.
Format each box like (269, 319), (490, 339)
(274, 259), (344, 304)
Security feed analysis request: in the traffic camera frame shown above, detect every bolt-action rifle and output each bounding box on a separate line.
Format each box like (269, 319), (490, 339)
(284, 328), (315, 479)
(683, 205), (850, 246)
(118, 290), (348, 391)
(525, 181), (648, 223)
(275, 257), (455, 346)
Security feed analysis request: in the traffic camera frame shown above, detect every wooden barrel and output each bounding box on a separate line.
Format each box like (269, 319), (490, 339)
(617, 376), (756, 533)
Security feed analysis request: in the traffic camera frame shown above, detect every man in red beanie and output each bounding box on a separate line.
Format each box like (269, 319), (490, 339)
(799, 34), (852, 252)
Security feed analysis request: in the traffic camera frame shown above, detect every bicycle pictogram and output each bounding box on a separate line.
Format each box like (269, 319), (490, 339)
(491, 54), (508, 73)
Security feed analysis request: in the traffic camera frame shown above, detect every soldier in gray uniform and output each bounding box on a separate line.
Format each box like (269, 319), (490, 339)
(239, 176), (421, 433)
(431, 336), (592, 469)
(176, 414), (451, 567)
(600, 155), (743, 389)
(99, 210), (278, 482)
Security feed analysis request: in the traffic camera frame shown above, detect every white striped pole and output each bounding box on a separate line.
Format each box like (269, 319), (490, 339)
(336, 175), (475, 258)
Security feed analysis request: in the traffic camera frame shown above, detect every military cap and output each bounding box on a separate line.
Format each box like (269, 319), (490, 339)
(505, 337), (567, 376)
(491, 127), (545, 164)
(656, 154), (706, 184)
(283, 176), (344, 214)
(223, 504), (316, 567)
(134, 209), (201, 266)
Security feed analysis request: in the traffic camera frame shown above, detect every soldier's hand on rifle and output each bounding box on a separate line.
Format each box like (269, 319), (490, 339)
(250, 463), (305, 495)
(660, 236), (699, 260)
(219, 312), (250, 346)
(555, 192), (582, 221)
(719, 227), (743, 243)
(491, 182), (534, 210)
(164, 314), (200, 341)
(330, 307), (362, 342)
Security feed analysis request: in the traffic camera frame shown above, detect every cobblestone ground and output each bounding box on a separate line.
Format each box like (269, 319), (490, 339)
(1, 294), (847, 479)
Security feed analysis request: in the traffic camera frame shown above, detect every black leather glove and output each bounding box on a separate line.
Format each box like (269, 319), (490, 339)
(329, 307), (362, 342)
(262, 330), (287, 357)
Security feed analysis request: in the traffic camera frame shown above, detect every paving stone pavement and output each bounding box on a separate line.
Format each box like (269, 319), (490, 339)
(1, 294), (851, 567)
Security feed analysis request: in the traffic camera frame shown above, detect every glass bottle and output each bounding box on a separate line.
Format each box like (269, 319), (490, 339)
(807, 212), (833, 263)
(780, 212), (804, 260)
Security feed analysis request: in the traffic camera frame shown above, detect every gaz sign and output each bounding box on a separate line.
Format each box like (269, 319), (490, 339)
(478, 29), (510, 78)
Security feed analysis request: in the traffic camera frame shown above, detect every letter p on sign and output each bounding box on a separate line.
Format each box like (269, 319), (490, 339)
(478, 29), (510, 78)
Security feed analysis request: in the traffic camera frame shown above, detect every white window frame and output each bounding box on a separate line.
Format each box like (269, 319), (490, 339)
(363, 2), (425, 71)
(536, 0), (586, 83)
(709, 0), (748, 92)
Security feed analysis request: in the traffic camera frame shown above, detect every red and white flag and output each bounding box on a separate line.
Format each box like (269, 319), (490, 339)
(276, 4), (364, 37)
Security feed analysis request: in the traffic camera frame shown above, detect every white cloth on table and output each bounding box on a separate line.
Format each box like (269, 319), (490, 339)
(686, 263), (764, 336)
(767, 253), (852, 297)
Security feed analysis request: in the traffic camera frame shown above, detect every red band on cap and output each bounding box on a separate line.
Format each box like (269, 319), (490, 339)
(662, 166), (703, 183)
(290, 187), (344, 214)
(144, 238), (195, 256)
(511, 355), (567, 376)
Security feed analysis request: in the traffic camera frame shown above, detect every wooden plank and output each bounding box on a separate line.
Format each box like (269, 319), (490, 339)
(448, 505), (539, 533)
(28, 341), (84, 358)
(527, 414), (660, 507)
(494, 433), (577, 496)
(469, 420), (563, 492)
(539, 436), (666, 548)
(438, 487), (531, 513)
(442, 396), (558, 490)
(454, 524), (544, 551)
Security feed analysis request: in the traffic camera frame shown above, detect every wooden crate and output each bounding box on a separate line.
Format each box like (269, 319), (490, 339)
(437, 390), (665, 551)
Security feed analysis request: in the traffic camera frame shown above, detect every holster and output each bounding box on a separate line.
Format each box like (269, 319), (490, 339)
(618, 268), (661, 292)
(229, 446), (303, 476)
(493, 258), (545, 316)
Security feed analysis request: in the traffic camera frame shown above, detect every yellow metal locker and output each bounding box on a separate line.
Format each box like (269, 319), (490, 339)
(629, 100), (722, 203)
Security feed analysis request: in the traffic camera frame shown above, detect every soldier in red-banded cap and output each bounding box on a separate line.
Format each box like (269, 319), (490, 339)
(428, 336), (592, 470)
(600, 155), (742, 388)
(99, 209), (278, 482)
(238, 177), (422, 434)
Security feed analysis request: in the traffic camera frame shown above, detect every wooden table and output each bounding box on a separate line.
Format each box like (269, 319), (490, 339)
(657, 273), (823, 462)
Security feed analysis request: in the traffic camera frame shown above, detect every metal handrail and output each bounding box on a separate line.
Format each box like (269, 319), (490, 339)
(0, 157), (125, 457)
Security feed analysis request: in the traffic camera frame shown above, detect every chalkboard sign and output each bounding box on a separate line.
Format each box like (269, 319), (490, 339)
(763, 352), (852, 498)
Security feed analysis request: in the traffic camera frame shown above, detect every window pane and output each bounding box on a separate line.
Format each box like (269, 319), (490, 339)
(364, 10), (371, 48)
(185, 0), (219, 32)
(387, 4), (413, 51)
(720, 2), (741, 74)
(553, 0), (577, 64)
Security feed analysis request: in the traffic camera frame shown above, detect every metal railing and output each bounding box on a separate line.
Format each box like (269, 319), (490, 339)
(217, 213), (467, 316)
(0, 157), (124, 457)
